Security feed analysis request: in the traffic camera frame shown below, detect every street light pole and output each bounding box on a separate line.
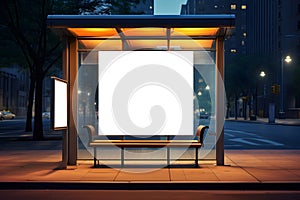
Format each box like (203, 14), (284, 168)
(279, 55), (292, 118)
(260, 71), (266, 117)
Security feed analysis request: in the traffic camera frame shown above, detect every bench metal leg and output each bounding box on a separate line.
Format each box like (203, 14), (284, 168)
(167, 147), (170, 167)
(94, 147), (97, 167)
(195, 148), (199, 167)
(121, 147), (124, 167)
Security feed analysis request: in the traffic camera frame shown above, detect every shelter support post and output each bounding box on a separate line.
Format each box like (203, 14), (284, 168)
(216, 36), (225, 166)
(60, 38), (69, 169)
(67, 37), (78, 165)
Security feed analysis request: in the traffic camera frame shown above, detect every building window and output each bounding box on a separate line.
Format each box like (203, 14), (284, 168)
(241, 40), (245, 46)
(241, 5), (247, 10)
(243, 32), (247, 38)
(231, 49), (237, 53)
(231, 4), (236, 10)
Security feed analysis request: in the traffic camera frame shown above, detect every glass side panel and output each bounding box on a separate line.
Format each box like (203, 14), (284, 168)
(77, 50), (216, 161)
(76, 34), (217, 162)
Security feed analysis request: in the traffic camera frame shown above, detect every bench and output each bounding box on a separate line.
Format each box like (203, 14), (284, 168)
(83, 125), (209, 168)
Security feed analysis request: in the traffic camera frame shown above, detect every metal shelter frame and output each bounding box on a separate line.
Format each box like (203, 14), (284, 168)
(47, 14), (235, 167)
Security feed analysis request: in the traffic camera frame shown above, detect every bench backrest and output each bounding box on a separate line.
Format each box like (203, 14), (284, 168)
(84, 125), (209, 144)
(196, 125), (209, 144)
(83, 125), (96, 143)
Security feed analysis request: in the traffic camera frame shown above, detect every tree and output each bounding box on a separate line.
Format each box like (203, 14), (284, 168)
(0, 0), (62, 140)
(52, 0), (145, 15)
(0, 0), (144, 140)
(225, 54), (277, 98)
(225, 54), (277, 118)
(51, 0), (110, 15)
(110, 0), (145, 14)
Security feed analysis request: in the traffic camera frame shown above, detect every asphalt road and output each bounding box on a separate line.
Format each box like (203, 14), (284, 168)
(0, 118), (62, 150)
(0, 118), (58, 138)
(1, 118), (300, 150)
(224, 121), (300, 149)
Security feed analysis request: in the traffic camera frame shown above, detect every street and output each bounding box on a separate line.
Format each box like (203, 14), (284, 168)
(0, 118), (62, 151)
(0, 118), (59, 139)
(1, 118), (300, 150)
(225, 121), (300, 149)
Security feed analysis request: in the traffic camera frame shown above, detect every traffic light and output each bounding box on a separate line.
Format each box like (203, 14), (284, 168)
(271, 85), (276, 94)
(275, 84), (280, 95)
(271, 84), (280, 95)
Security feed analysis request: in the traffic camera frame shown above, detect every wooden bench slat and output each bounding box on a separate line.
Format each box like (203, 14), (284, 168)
(90, 142), (202, 148)
(92, 139), (199, 143)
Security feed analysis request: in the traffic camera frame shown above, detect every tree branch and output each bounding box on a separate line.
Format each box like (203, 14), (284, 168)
(43, 54), (62, 76)
(47, 40), (61, 56)
(11, 0), (20, 27)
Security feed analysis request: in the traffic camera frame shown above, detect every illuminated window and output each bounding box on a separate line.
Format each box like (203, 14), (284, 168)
(243, 32), (247, 37)
(231, 49), (237, 53)
(241, 40), (245, 46)
(241, 5), (247, 10)
(231, 4), (236, 10)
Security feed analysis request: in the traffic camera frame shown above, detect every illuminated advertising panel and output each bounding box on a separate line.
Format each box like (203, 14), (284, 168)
(51, 77), (68, 130)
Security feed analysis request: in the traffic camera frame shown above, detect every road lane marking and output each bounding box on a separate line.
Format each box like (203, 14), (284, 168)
(224, 133), (235, 137)
(229, 138), (259, 145)
(250, 138), (284, 146)
(225, 129), (259, 136)
(229, 138), (284, 146)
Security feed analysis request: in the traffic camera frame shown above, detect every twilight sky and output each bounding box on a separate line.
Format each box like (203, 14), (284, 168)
(154, 0), (187, 15)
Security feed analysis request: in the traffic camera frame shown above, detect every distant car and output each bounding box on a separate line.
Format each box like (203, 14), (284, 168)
(42, 112), (51, 119)
(0, 111), (16, 120)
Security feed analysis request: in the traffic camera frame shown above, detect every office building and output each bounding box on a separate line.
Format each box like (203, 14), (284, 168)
(181, 0), (300, 117)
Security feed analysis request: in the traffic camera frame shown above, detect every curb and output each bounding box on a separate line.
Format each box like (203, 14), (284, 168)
(1, 182), (300, 191)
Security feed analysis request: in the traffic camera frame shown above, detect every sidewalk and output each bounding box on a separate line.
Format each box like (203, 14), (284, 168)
(226, 117), (300, 126)
(0, 138), (299, 189)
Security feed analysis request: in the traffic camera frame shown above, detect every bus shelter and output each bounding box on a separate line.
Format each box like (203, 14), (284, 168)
(47, 15), (235, 167)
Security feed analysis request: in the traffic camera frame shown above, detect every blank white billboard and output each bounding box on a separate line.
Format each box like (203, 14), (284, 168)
(98, 51), (194, 136)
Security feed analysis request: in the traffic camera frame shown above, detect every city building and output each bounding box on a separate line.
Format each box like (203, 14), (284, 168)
(0, 66), (55, 117)
(280, 0), (300, 118)
(0, 66), (29, 117)
(181, 0), (300, 118)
